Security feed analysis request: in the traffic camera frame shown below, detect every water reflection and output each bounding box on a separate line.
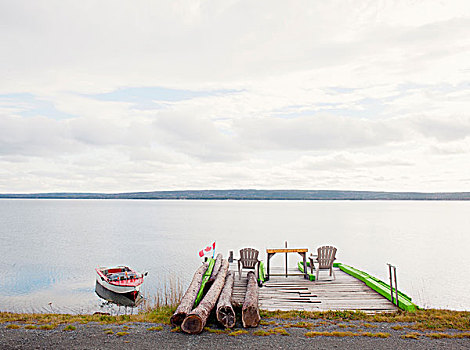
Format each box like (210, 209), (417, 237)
(95, 282), (143, 310)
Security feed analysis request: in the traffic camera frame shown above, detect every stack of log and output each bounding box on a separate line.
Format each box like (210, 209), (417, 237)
(170, 253), (260, 334)
(170, 262), (208, 326)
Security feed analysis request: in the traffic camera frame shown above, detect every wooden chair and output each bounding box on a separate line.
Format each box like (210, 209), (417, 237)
(309, 246), (337, 281)
(238, 248), (260, 280)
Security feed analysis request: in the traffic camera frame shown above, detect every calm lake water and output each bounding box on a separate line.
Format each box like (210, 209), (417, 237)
(1, 199), (469, 313)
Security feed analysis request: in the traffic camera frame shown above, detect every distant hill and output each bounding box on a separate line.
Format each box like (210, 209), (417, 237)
(1, 189), (470, 200)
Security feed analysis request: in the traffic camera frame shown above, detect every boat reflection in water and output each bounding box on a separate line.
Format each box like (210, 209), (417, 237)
(95, 282), (144, 311)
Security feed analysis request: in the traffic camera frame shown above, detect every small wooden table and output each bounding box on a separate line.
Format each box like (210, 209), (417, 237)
(265, 248), (309, 280)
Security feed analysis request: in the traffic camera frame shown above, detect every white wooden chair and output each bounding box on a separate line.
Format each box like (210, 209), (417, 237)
(238, 248), (260, 280)
(309, 246), (337, 281)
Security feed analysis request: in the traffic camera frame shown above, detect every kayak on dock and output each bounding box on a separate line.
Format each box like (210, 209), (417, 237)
(95, 266), (148, 297)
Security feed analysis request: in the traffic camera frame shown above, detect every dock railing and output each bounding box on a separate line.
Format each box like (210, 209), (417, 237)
(387, 263), (399, 307)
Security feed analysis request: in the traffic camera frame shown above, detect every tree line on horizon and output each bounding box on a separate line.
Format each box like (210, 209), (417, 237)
(1, 189), (470, 200)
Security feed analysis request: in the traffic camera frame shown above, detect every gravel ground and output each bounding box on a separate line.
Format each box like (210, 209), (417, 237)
(1, 319), (470, 350)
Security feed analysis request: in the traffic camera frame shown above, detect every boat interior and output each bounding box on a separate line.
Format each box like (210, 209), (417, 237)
(101, 267), (139, 281)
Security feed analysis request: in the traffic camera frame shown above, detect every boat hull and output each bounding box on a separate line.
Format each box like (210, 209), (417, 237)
(95, 282), (143, 306)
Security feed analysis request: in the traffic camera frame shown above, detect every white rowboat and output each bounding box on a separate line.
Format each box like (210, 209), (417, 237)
(95, 266), (147, 297)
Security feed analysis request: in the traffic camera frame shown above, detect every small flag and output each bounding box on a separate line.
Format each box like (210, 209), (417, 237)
(198, 241), (216, 258)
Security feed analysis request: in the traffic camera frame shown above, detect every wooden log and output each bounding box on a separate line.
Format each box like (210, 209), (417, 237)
(216, 270), (235, 328)
(209, 253), (223, 282)
(242, 271), (260, 328)
(181, 259), (229, 334)
(170, 262), (208, 327)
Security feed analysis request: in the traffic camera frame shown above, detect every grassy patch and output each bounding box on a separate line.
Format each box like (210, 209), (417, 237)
(253, 330), (272, 336)
(361, 323), (378, 328)
(204, 327), (228, 334)
(272, 327), (289, 336)
(260, 309), (470, 331)
(24, 325), (37, 329)
(261, 310), (368, 321)
(338, 324), (355, 328)
(373, 309), (470, 331)
(285, 321), (316, 329)
(6, 324), (21, 329)
(104, 329), (114, 335)
(305, 331), (356, 338)
(401, 332), (420, 339)
(253, 327), (289, 336)
(424, 332), (470, 339)
(116, 331), (129, 337)
(63, 325), (76, 331)
(361, 332), (390, 338)
(259, 320), (277, 326)
(228, 330), (248, 336)
(0, 305), (176, 326)
(391, 325), (404, 330)
(39, 324), (57, 330)
(143, 305), (175, 324)
(305, 330), (390, 338)
(426, 332), (453, 339)
(147, 326), (163, 331)
(317, 320), (335, 326)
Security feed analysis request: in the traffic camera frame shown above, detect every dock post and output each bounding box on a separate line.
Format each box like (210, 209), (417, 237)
(266, 252), (272, 281)
(388, 264), (394, 304)
(394, 266), (399, 308)
(285, 241), (288, 277)
(302, 252), (307, 279)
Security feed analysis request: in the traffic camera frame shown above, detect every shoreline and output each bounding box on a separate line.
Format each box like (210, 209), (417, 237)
(2, 308), (470, 326)
(2, 189), (470, 200)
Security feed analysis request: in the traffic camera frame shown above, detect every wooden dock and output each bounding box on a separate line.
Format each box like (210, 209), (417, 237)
(230, 264), (397, 313)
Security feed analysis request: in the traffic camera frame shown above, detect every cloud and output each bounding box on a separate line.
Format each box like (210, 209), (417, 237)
(0, 114), (75, 157)
(235, 114), (406, 151)
(412, 115), (470, 142)
(2, 1), (469, 93)
(1, 1), (470, 192)
(294, 153), (413, 171)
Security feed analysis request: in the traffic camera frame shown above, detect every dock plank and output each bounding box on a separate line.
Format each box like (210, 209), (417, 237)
(230, 263), (397, 312)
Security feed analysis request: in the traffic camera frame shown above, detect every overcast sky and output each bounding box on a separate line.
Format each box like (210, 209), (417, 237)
(1, 0), (470, 193)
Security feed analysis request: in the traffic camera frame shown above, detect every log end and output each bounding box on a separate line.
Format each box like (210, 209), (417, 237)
(181, 314), (204, 334)
(170, 313), (186, 327)
(216, 306), (236, 328)
(242, 306), (260, 328)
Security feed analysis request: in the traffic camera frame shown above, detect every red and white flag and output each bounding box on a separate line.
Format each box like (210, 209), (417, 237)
(198, 241), (216, 258)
